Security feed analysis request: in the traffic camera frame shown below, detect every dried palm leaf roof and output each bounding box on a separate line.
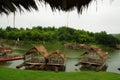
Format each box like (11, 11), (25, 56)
(82, 45), (108, 62)
(0, 0), (94, 14)
(48, 50), (66, 60)
(25, 45), (49, 58)
(41, 0), (93, 13)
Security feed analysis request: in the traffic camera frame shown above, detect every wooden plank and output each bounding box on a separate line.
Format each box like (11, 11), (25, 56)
(29, 64), (35, 68)
(25, 62), (45, 65)
(54, 66), (59, 72)
(47, 63), (64, 66)
(16, 62), (25, 69)
(79, 61), (102, 65)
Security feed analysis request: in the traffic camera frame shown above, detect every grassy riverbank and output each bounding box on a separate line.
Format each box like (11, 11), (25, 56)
(0, 67), (120, 80)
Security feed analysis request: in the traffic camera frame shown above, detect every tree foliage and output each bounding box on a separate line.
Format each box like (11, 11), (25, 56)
(0, 26), (120, 48)
(94, 31), (120, 47)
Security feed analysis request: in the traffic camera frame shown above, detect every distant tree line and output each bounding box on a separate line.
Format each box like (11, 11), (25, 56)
(112, 34), (120, 40)
(0, 26), (120, 48)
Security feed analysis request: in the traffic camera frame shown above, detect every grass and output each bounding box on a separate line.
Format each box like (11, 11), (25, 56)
(0, 67), (120, 80)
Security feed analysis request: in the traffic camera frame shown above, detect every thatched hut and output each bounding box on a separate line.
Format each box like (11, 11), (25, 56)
(17, 45), (49, 69)
(25, 44), (49, 59)
(72, 44), (87, 50)
(64, 43), (73, 49)
(75, 45), (108, 71)
(64, 43), (87, 50)
(0, 46), (13, 56)
(0, 0), (97, 14)
(47, 50), (66, 71)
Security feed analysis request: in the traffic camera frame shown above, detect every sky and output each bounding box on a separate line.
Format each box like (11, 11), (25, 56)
(0, 0), (120, 34)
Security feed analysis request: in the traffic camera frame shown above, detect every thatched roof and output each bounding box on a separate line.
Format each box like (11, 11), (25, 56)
(25, 45), (49, 58)
(0, 0), (38, 14)
(82, 46), (108, 62)
(48, 50), (66, 60)
(41, 0), (93, 13)
(0, 46), (13, 53)
(0, 0), (95, 14)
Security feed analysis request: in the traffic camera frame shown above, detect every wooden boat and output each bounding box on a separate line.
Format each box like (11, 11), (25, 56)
(0, 55), (24, 62)
(0, 46), (23, 62)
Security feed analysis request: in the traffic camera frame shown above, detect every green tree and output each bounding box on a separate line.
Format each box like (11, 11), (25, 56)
(95, 31), (120, 47)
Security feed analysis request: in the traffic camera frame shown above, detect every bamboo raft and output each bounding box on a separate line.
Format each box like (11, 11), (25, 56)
(46, 50), (66, 72)
(75, 59), (107, 71)
(75, 46), (108, 71)
(16, 45), (66, 72)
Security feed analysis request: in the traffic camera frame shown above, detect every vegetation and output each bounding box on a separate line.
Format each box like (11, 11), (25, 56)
(0, 26), (120, 48)
(0, 67), (120, 80)
(112, 34), (120, 40)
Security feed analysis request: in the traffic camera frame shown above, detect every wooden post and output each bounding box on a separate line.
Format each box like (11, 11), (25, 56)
(75, 62), (81, 66)
(86, 64), (92, 68)
(16, 62), (25, 69)
(54, 66), (59, 72)
(29, 64), (35, 69)
(39, 64), (46, 69)
(95, 62), (106, 72)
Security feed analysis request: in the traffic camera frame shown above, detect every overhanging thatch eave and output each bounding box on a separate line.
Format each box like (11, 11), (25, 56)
(0, 0), (95, 14)
(0, 0), (38, 14)
(39, 0), (94, 13)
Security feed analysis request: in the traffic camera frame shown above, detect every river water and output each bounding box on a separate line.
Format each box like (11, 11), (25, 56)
(0, 47), (120, 74)
(106, 50), (120, 74)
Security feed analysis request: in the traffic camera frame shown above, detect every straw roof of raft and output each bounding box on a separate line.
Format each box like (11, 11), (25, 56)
(25, 45), (49, 58)
(82, 45), (108, 62)
(48, 50), (66, 61)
